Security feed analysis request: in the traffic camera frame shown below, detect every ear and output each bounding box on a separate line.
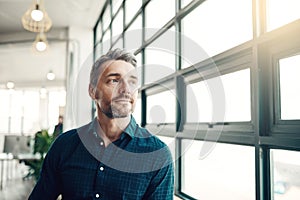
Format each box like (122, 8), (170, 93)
(89, 84), (96, 100)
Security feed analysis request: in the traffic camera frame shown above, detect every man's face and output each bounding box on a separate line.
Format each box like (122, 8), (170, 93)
(92, 60), (138, 118)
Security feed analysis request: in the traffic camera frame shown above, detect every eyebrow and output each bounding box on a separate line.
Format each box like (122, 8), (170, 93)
(105, 73), (138, 80)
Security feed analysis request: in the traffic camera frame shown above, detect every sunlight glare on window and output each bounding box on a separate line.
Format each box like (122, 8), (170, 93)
(182, 140), (255, 200)
(266, 0), (300, 31)
(271, 149), (300, 200)
(279, 55), (300, 120)
(182, 0), (252, 66)
(186, 69), (251, 123)
(147, 90), (175, 123)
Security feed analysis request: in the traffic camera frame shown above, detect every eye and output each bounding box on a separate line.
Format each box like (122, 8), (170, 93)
(128, 79), (138, 86)
(107, 79), (119, 84)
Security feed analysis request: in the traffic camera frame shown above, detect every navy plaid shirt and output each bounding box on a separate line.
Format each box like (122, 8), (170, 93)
(29, 116), (174, 200)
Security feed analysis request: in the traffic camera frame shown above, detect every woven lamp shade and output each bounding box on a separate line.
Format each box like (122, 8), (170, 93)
(21, 0), (52, 33)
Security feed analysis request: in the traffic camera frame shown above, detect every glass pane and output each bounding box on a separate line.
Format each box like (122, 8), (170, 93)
(0, 117), (9, 133)
(96, 21), (102, 43)
(112, 38), (123, 49)
(112, 0), (123, 15)
(0, 89), (10, 117)
(112, 8), (123, 39)
(147, 90), (175, 124)
(10, 117), (22, 134)
(95, 43), (102, 59)
(271, 149), (300, 199)
(103, 4), (111, 31)
(10, 91), (23, 133)
(102, 29), (111, 53)
(186, 69), (251, 122)
(145, 0), (175, 39)
(132, 98), (141, 126)
(279, 55), (300, 120)
(182, 0), (252, 64)
(181, 0), (193, 9)
(266, 0), (300, 32)
(125, 0), (142, 25)
(23, 91), (40, 134)
(48, 90), (66, 132)
(182, 140), (255, 200)
(144, 28), (176, 84)
(0, 89), (10, 133)
(124, 15), (142, 51)
(10, 91), (23, 117)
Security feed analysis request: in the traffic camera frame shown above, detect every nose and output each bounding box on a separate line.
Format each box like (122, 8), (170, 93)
(118, 79), (131, 94)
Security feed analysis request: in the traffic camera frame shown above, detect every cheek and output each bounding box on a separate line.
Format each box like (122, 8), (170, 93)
(95, 88), (114, 102)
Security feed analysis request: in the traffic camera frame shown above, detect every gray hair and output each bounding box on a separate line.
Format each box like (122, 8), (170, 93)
(89, 48), (137, 87)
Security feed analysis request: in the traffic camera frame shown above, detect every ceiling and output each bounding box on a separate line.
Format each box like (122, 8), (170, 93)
(0, 0), (105, 89)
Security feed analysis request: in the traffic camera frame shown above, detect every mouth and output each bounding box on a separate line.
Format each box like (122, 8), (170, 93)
(114, 99), (130, 102)
(112, 95), (133, 103)
(113, 98), (132, 104)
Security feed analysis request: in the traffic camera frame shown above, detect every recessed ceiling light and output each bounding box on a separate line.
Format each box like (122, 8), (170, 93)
(6, 81), (15, 89)
(47, 71), (55, 80)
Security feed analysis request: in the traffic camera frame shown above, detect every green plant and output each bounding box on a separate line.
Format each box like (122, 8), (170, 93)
(25, 129), (54, 180)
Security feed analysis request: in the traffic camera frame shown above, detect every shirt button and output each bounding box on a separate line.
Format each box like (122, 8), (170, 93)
(100, 166), (104, 171)
(95, 193), (100, 198)
(100, 141), (104, 146)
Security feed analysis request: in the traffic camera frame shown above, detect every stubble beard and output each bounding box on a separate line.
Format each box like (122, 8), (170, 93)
(100, 102), (133, 119)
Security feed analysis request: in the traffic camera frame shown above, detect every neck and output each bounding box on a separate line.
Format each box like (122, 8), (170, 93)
(96, 111), (131, 144)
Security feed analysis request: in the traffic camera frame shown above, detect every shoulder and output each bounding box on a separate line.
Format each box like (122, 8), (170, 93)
(53, 121), (92, 147)
(132, 126), (172, 164)
(52, 128), (79, 147)
(134, 126), (167, 148)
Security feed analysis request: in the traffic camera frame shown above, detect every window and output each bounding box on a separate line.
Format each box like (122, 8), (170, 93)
(94, 1), (300, 199)
(266, 0), (300, 31)
(95, 21), (102, 43)
(182, 140), (255, 200)
(186, 69), (251, 122)
(125, 0), (142, 25)
(147, 90), (175, 124)
(112, 0), (123, 15)
(144, 28), (176, 84)
(132, 98), (141, 125)
(124, 15), (142, 51)
(0, 88), (65, 135)
(102, 29), (111, 53)
(182, 0), (252, 60)
(145, 0), (175, 39)
(112, 8), (123, 39)
(278, 54), (300, 120)
(102, 4), (111, 31)
(271, 149), (300, 199)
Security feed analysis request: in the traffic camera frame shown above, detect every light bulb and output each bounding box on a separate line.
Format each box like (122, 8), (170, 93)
(36, 41), (47, 51)
(31, 9), (44, 21)
(6, 81), (15, 89)
(31, 4), (44, 21)
(47, 71), (55, 80)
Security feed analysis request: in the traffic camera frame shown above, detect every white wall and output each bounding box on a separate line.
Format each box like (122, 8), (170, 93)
(64, 26), (94, 130)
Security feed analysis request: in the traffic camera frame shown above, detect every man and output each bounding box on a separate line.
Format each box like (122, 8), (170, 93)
(53, 115), (63, 138)
(29, 49), (174, 199)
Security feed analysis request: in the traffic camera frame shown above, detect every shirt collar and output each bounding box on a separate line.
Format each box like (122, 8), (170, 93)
(91, 115), (137, 140)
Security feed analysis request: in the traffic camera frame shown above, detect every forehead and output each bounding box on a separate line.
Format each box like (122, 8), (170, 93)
(100, 60), (137, 77)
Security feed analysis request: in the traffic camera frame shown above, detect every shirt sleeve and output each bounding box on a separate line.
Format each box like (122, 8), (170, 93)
(143, 149), (175, 200)
(28, 138), (62, 200)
